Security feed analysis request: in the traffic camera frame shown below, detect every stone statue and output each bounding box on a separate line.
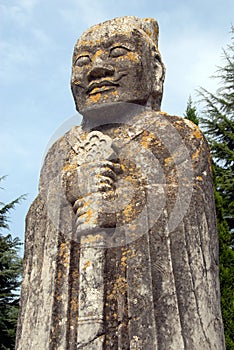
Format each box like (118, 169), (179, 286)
(16, 16), (225, 349)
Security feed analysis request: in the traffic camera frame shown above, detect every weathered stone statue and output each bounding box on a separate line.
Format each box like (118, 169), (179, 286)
(16, 16), (225, 349)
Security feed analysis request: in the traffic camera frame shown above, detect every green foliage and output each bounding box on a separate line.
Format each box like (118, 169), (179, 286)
(198, 26), (234, 350)
(0, 177), (24, 350)
(184, 95), (199, 125)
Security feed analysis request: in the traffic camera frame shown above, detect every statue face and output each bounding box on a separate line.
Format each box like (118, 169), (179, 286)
(71, 26), (153, 113)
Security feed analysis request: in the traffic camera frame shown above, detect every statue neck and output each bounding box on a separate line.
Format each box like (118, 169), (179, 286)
(80, 102), (152, 130)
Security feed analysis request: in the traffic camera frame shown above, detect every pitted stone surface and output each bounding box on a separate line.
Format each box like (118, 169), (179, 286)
(16, 16), (225, 350)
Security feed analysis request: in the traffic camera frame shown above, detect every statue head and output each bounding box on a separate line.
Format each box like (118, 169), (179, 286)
(71, 16), (165, 114)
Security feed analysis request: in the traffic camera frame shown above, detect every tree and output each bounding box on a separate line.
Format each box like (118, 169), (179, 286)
(184, 95), (199, 125)
(0, 176), (24, 350)
(198, 27), (234, 350)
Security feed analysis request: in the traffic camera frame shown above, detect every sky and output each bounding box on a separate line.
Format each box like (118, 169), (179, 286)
(0, 0), (233, 252)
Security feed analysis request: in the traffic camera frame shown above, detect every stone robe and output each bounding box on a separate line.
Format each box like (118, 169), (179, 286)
(16, 108), (225, 350)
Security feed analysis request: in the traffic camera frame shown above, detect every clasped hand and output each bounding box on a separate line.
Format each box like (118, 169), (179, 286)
(64, 159), (121, 233)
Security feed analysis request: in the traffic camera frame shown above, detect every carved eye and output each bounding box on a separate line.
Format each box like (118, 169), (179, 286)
(110, 46), (130, 58)
(75, 55), (91, 67)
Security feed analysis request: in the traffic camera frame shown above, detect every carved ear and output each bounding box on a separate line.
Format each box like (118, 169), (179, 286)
(138, 17), (165, 109)
(154, 53), (165, 88)
(151, 52), (165, 110)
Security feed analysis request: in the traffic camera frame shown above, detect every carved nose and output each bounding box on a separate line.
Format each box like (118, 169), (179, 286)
(87, 65), (114, 81)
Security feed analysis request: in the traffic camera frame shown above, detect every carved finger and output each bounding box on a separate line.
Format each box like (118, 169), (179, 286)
(96, 175), (114, 186)
(73, 198), (85, 212)
(99, 167), (117, 181)
(75, 216), (85, 228)
(111, 162), (122, 174)
(101, 160), (122, 174)
(75, 205), (87, 218)
(98, 182), (113, 192)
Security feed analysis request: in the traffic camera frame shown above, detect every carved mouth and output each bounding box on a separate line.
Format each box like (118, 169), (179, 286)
(86, 72), (128, 95)
(87, 80), (118, 95)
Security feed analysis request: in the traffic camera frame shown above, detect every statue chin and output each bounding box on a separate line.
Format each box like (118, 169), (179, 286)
(80, 101), (150, 129)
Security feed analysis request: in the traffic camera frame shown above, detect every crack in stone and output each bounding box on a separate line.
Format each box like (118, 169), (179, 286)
(184, 219), (212, 348)
(77, 332), (105, 349)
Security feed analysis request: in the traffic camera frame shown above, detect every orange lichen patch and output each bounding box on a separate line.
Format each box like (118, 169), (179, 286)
(84, 207), (96, 224)
(175, 120), (185, 128)
(76, 40), (95, 47)
(107, 276), (127, 301)
(120, 248), (130, 271)
(70, 299), (79, 313)
(124, 203), (135, 222)
(81, 233), (103, 244)
(62, 163), (77, 172)
(57, 242), (70, 269)
(192, 148), (200, 160)
(92, 49), (103, 60)
(125, 51), (140, 62)
(140, 130), (155, 149)
(88, 93), (101, 103)
(122, 248), (132, 255)
(83, 260), (91, 270)
(81, 134), (87, 142)
(209, 161), (213, 174)
(83, 200), (90, 209)
(165, 157), (174, 166)
(57, 270), (62, 280)
(121, 255), (127, 266)
(128, 251), (137, 259)
(196, 176), (203, 182)
(144, 28), (153, 39)
(140, 130), (149, 149)
(145, 17), (159, 34)
(193, 128), (203, 139)
(124, 175), (134, 183)
(153, 26), (159, 38)
(59, 242), (68, 256)
(114, 277), (127, 294)
(159, 111), (168, 116)
(103, 94), (109, 100)
(111, 90), (118, 97)
(120, 164), (126, 172)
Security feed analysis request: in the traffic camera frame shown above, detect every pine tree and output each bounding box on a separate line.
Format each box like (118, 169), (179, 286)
(0, 177), (24, 350)
(184, 95), (199, 125)
(198, 27), (234, 350)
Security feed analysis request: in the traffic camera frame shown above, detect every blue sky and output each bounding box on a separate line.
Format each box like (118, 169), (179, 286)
(0, 0), (233, 250)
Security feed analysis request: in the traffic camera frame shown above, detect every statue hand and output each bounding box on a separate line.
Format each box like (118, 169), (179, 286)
(62, 159), (121, 204)
(64, 160), (121, 234)
(73, 191), (116, 234)
(77, 160), (121, 196)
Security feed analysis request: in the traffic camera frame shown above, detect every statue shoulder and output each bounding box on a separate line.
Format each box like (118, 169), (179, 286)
(156, 112), (212, 176)
(39, 125), (82, 190)
(153, 111), (208, 150)
(141, 111), (212, 177)
(156, 111), (205, 138)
